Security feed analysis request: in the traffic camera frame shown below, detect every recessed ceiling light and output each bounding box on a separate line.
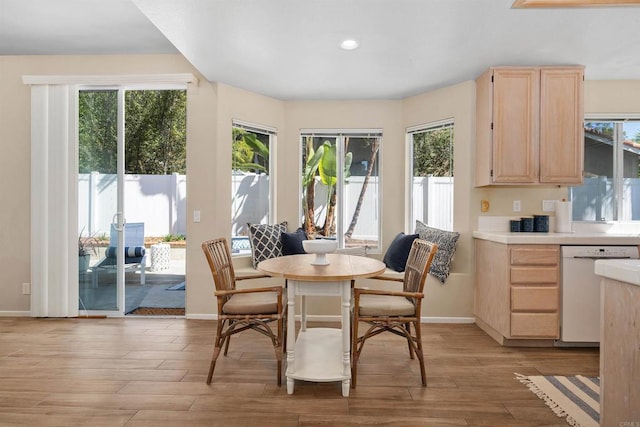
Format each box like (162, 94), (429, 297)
(340, 39), (359, 50)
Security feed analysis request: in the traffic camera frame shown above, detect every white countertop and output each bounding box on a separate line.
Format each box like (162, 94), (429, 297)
(473, 230), (640, 245)
(595, 259), (640, 286)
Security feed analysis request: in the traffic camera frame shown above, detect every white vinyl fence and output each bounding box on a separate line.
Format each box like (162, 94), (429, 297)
(231, 174), (382, 240)
(80, 172), (455, 241)
(412, 177), (454, 231)
(78, 172), (186, 237)
(231, 174), (454, 240)
(570, 177), (640, 221)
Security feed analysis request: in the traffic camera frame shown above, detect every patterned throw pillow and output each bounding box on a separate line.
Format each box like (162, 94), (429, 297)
(247, 222), (288, 268)
(414, 220), (459, 283)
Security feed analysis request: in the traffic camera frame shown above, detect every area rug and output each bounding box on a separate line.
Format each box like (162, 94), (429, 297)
(515, 374), (599, 427)
(166, 282), (185, 291)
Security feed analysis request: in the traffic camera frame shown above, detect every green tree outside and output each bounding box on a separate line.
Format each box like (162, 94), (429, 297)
(412, 127), (454, 177)
(79, 90), (186, 175)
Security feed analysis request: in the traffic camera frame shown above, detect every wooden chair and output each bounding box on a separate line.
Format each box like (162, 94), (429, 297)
(351, 239), (438, 388)
(201, 238), (286, 385)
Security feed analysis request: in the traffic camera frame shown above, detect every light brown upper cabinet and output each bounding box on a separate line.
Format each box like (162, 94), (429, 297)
(475, 66), (584, 186)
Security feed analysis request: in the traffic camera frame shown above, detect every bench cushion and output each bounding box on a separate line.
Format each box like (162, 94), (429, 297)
(358, 294), (415, 316)
(223, 292), (279, 315)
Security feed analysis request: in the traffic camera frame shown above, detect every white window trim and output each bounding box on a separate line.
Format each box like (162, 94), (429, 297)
(581, 115), (640, 222)
(23, 73), (198, 88)
(299, 129), (383, 251)
(231, 120), (277, 255)
(405, 119), (455, 233)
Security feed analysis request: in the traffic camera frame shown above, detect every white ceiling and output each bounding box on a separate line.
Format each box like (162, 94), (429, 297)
(2, 0), (640, 100)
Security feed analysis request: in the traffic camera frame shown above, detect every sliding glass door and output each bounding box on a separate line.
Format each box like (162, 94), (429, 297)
(77, 87), (187, 316)
(78, 89), (124, 313)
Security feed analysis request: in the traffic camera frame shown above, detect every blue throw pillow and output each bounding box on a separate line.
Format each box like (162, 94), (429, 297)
(382, 232), (419, 272)
(281, 228), (307, 255)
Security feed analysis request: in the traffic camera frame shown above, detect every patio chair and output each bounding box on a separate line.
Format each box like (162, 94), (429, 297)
(202, 237), (286, 385)
(351, 239), (438, 388)
(91, 222), (147, 287)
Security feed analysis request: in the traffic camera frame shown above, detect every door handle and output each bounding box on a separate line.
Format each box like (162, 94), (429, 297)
(112, 213), (125, 232)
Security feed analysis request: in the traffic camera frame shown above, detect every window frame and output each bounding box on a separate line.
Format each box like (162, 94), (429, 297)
(231, 119), (277, 256)
(573, 114), (640, 223)
(299, 129), (383, 252)
(405, 119), (455, 233)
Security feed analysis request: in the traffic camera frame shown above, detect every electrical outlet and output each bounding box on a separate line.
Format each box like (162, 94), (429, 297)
(513, 200), (521, 212)
(542, 200), (556, 212)
(22, 283), (30, 295)
(193, 210), (201, 223)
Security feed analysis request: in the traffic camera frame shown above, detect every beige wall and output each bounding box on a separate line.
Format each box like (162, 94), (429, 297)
(401, 81), (476, 318)
(187, 83), (286, 316)
(2, 54), (639, 320)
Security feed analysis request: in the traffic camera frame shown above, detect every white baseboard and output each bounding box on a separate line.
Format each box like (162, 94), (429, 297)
(0, 311), (31, 317)
(185, 313), (475, 324)
(300, 315), (476, 324)
(423, 316), (476, 324)
(186, 313), (216, 320)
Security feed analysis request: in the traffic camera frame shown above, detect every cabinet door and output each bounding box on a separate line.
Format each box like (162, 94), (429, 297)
(539, 67), (584, 184)
(492, 68), (539, 183)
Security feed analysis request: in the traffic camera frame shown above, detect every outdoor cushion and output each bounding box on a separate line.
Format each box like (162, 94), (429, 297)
(248, 221), (288, 268)
(222, 292), (279, 315)
(414, 220), (459, 283)
(357, 294), (415, 317)
(105, 246), (146, 259)
(382, 232), (419, 272)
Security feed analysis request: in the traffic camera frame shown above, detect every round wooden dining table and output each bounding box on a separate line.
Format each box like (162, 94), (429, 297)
(258, 253), (386, 397)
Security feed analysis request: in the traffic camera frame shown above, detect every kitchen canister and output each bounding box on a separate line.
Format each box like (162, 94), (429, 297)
(510, 220), (521, 232)
(533, 215), (549, 232)
(521, 217), (534, 232)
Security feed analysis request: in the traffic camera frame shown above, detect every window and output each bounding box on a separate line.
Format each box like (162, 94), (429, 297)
(407, 120), (454, 231)
(300, 130), (381, 251)
(570, 119), (640, 222)
(231, 120), (275, 254)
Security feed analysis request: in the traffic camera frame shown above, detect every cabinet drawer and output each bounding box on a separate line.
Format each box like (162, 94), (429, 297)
(511, 287), (558, 311)
(511, 266), (558, 284)
(510, 247), (558, 265)
(511, 313), (559, 338)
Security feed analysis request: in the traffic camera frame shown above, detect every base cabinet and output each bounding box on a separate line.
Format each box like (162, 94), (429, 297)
(475, 240), (560, 345)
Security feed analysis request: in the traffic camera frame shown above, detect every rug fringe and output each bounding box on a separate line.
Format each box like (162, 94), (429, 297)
(514, 373), (581, 426)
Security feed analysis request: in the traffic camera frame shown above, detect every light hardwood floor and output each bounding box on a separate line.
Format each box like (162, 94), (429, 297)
(0, 318), (598, 426)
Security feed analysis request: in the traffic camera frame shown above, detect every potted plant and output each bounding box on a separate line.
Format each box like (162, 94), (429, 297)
(78, 228), (99, 272)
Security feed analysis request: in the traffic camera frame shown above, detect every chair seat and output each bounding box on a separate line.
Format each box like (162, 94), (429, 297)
(358, 294), (415, 317)
(223, 292), (280, 315)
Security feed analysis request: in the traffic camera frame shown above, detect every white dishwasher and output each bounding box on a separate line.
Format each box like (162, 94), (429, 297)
(560, 245), (639, 346)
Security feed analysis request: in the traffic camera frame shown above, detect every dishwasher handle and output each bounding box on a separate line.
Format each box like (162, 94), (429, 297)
(573, 256), (632, 260)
